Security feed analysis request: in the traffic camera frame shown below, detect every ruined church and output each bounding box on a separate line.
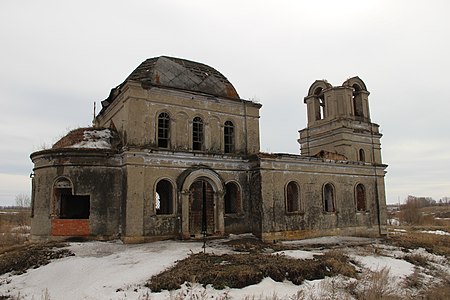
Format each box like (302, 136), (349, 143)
(30, 56), (388, 243)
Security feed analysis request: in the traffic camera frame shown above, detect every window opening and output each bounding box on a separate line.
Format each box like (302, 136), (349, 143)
(60, 194), (90, 219)
(54, 179), (90, 219)
(359, 149), (365, 162)
(193, 117), (204, 151)
(225, 182), (240, 214)
(156, 179), (173, 215)
(224, 121), (235, 153)
(158, 112), (170, 148)
(356, 184), (366, 211)
(352, 84), (364, 118)
(319, 95), (325, 120)
(286, 181), (300, 212)
(323, 183), (335, 212)
(314, 87), (325, 120)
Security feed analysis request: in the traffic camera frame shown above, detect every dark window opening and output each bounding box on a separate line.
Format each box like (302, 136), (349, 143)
(352, 84), (364, 118)
(356, 184), (366, 211)
(225, 182), (240, 214)
(224, 121), (235, 153)
(158, 112), (170, 148)
(286, 181), (300, 212)
(156, 180), (173, 215)
(359, 149), (365, 162)
(58, 189), (90, 219)
(193, 117), (204, 151)
(323, 183), (335, 212)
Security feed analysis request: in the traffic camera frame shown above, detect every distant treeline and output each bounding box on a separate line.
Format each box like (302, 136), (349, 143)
(0, 206), (31, 211)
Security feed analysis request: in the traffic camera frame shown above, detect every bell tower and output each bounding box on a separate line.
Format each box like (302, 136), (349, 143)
(298, 77), (383, 164)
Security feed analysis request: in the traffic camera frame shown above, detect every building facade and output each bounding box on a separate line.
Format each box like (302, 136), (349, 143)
(30, 56), (387, 243)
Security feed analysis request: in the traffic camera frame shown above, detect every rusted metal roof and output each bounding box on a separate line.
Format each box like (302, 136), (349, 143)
(99, 56), (241, 115)
(127, 56), (239, 100)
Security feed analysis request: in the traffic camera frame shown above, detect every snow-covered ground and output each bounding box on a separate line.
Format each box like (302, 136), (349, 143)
(0, 236), (448, 299)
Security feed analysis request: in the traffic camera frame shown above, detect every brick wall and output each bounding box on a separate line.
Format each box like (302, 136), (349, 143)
(51, 219), (90, 236)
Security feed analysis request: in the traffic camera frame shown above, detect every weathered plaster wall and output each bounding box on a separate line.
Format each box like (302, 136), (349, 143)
(97, 82), (261, 155)
(30, 150), (123, 240)
(258, 155), (387, 242)
(119, 150), (255, 241)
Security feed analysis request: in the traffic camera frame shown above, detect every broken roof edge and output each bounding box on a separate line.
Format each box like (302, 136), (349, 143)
(50, 127), (120, 151)
(257, 151), (386, 167)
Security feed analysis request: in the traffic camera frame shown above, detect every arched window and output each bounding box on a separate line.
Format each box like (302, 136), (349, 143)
(286, 181), (300, 212)
(323, 183), (335, 212)
(192, 117), (203, 151)
(224, 121), (234, 153)
(352, 84), (364, 118)
(156, 179), (173, 215)
(314, 87), (325, 120)
(355, 184), (366, 211)
(157, 112), (170, 148)
(359, 149), (365, 162)
(225, 182), (241, 214)
(53, 178), (90, 219)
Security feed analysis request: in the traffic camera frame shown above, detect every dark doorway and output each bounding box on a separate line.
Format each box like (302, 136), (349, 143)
(54, 185), (90, 219)
(189, 180), (214, 237)
(58, 190), (90, 219)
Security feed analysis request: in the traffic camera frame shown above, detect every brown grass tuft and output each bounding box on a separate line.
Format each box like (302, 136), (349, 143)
(387, 231), (450, 257)
(147, 250), (357, 292)
(0, 242), (73, 275)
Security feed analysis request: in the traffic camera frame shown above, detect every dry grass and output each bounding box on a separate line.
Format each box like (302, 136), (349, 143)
(147, 250), (357, 292)
(0, 242), (73, 275)
(404, 253), (429, 267)
(395, 205), (450, 227)
(420, 280), (450, 300)
(0, 210), (31, 250)
(348, 267), (401, 300)
(387, 230), (450, 257)
(223, 237), (286, 252)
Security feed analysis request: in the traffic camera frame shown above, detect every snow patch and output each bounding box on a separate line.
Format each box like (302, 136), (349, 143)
(272, 249), (320, 260)
(353, 254), (415, 278)
(420, 230), (450, 236)
(70, 129), (112, 149)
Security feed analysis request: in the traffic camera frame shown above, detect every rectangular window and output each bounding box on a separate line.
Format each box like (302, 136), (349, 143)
(60, 195), (90, 219)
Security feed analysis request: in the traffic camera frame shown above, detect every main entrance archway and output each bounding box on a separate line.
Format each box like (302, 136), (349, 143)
(179, 169), (225, 239)
(189, 180), (214, 237)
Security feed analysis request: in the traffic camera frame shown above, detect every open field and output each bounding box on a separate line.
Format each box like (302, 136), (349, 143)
(0, 209), (30, 252)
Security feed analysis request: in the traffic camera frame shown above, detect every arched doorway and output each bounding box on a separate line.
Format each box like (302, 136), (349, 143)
(189, 180), (215, 237)
(179, 169), (225, 239)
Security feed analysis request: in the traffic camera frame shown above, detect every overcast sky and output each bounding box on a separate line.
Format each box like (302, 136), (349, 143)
(1, 0), (449, 206)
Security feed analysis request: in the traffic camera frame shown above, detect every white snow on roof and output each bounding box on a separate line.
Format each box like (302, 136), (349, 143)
(70, 129), (112, 149)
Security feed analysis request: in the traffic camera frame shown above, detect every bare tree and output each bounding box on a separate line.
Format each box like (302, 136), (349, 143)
(15, 193), (31, 207)
(399, 196), (422, 225)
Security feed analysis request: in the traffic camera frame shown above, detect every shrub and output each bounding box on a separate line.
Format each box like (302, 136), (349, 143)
(351, 267), (400, 300)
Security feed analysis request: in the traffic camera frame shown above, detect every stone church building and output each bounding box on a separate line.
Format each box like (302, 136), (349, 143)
(30, 56), (387, 243)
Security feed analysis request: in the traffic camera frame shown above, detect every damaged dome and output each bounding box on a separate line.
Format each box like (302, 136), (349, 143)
(100, 56), (240, 112)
